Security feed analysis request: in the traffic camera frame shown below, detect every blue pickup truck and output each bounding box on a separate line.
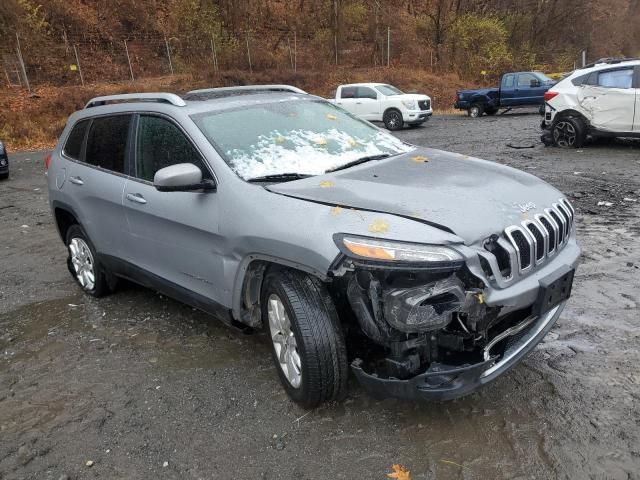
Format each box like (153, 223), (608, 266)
(454, 71), (556, 117)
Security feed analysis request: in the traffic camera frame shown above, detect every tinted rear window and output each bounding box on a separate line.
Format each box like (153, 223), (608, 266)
(63, 120), (89, 160)
(85, 115), (131, 173)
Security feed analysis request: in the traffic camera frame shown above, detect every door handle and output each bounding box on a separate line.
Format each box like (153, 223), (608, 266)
(126, 193), (147, 205)
(69, 176), (83, 185)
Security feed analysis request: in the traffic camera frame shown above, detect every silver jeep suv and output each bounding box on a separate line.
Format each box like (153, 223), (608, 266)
(47, 86), (580, 407)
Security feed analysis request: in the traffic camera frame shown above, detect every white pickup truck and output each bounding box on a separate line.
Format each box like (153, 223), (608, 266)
(330, 83), (433, 130)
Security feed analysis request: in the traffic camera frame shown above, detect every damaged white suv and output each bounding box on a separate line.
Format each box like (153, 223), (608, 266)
(542, 58), (640, 147)
(48, 86), (579, 408)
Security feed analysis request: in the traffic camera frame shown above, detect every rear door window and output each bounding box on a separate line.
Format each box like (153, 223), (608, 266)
(85, 115), (131, 174)
(597, 68), (633, 88)
(63, 120), (90, 160)
(502, 75), (515, 88)
(135, 115), (210, 182)
(340, 87), (357, 99)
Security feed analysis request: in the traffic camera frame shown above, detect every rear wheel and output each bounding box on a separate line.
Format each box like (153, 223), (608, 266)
(552, 116), (586, 148)
(383, 109), (404, 130)
(0, 173), (8, 180)
(262, 269), (348, 408)
(66, 224), (112, 297)
(468, 104), (484, 118)
(485, 107), (498, 116)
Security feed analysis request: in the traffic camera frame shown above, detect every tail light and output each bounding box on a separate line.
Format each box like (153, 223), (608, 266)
(543, 91), (559, 102)
(44, 153), (52, 170)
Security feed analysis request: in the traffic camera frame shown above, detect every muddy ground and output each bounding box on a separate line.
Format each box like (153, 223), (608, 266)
(1, 110), (639, 480)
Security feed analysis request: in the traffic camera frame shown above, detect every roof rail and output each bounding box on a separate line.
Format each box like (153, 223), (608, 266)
(85, 92), (186, 109)
(185, 85), (307, 98)
(584, 57), (640, 69)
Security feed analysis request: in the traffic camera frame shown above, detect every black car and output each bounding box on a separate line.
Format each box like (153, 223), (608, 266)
(0, 141), (8, 179)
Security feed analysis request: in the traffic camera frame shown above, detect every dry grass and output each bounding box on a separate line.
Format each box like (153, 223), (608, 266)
(0, 67), (471, 151)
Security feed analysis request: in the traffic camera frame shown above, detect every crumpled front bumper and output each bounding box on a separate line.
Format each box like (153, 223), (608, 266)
(351, 301), (565, 401)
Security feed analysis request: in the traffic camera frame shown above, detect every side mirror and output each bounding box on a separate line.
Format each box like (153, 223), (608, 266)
(153, 163), (216, 192)
(530, 79), (541, 88)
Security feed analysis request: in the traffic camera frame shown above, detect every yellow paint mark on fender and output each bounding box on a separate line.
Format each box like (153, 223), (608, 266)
(326, 113), (337, 120)
(330, 206), (342, 216)
(275, 136), (285, 144)
(319, 180), (334, 188)
(368, 219), (389, 233)
(411, 155), (428, 163)
(313, 137), (328, 146)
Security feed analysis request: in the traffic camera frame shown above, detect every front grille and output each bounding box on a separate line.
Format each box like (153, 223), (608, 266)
(418, 100), (431, 110)
(483, 198), (575, 280)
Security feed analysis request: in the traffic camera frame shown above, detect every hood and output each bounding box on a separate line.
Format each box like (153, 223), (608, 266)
(400, 93), (430, 101)
(267, 148), (563, 245)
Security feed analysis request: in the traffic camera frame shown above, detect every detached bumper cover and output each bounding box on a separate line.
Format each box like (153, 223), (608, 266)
(352, 301), (565, 401)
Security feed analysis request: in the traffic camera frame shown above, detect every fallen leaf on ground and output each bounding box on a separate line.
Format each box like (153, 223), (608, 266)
(387, 464), (411, 480)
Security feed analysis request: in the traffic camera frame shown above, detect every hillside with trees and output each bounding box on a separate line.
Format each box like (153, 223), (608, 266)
(0, 0), (639, 149)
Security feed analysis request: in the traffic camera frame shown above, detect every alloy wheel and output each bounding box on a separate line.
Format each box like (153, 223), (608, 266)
(553, 121), (576, 147)
(267, 294), (302, 388)
(69, 237), (96, 291)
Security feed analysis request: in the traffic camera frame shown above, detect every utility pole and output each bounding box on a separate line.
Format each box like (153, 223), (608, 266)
(387, 27), (390, 67)
(210, 35), (218, 72)
(164, 37), (174, 75)
(582, 50), (586, 67)
(294, 30), (297, 72)
(334, 0), (339, 65)
(124, 40), (135, 81)
(73, 45), (84, 86)
(15, 33), (30, 92)
(246, 32), (252, 72)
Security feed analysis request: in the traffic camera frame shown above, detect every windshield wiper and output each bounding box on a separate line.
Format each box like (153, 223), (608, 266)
(325, 153), (391, 173)
(247, 173), (313, 183)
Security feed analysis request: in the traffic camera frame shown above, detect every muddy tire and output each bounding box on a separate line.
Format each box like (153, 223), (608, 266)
(468, 104), (484, 118)
(552, 116), (587, 148)
(66, 224), (112, 297)
(485, 107), (498, 116)
(383, 109), (404, 130)
(262, 269), (348, 408)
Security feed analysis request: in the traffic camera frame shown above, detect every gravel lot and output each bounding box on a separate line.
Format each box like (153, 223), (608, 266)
(1, 110), (639, 480)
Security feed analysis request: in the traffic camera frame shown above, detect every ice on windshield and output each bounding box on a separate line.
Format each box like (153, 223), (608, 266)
(192, 99), (414, 180)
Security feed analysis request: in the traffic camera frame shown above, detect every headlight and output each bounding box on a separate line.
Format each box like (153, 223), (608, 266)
(401, 100), (417, 110)
(337, 235), (463, 264)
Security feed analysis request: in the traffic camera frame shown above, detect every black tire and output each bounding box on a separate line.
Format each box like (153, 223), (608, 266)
(539, 105), (545, 115)
(551, 116), (587, 148)
(468, 104), (484, 118)
(485, 107), (498, 116)
(65, 224), (112, 297)
(0, 172), (8, 180)
(262, 269), (348, 408)
(383, 109), (404, 130)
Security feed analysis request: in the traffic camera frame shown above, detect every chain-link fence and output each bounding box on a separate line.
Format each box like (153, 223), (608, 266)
(1, 28), (442, 91)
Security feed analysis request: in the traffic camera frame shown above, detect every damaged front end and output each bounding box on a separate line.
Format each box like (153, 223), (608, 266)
(330, 234), (568, 401)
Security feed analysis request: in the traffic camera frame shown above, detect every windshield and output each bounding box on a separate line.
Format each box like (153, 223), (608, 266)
(534, 72), (554, 82)
(375, 84), (403, 96)
(191, 99), (414, 180)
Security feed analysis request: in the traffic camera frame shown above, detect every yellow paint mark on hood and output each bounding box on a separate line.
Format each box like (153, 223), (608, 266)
(411, 155), (428, 162)
(330, 206), (342, 216)
(319, 180), (334, 188)
(313, 137), (328, 146)
(368, 219), (389, 233)
(326, 113), (337, 120)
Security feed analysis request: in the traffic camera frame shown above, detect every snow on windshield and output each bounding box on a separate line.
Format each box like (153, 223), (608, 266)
(192, 99), (414, 180)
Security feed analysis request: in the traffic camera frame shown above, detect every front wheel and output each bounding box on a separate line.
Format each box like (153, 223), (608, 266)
(383, 109), (404, 130)
(262, 269), (348, 408)
(552, 116), (587, 148)
(468, 104), (484, 118)
(66, 224), (112, 297)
